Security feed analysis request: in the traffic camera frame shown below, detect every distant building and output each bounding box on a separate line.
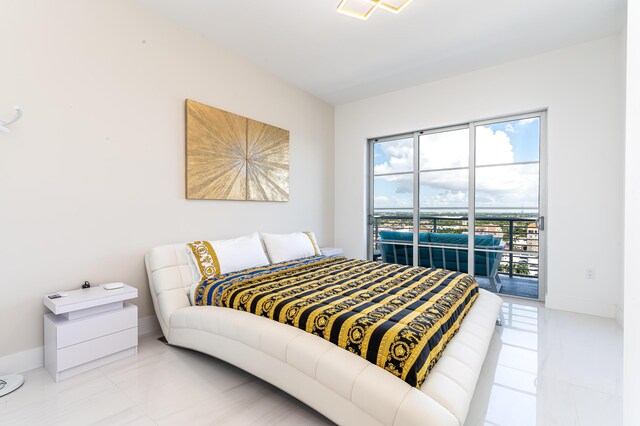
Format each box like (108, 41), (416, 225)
(526, 223), (539, 250)
(476, 224), (503, 239)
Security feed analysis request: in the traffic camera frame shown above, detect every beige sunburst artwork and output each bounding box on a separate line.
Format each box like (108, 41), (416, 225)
(185, 99), (289, 201)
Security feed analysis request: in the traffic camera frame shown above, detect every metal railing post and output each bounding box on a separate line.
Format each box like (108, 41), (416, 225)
(509, 219), (514, 278)
(375, 217), (379, 244)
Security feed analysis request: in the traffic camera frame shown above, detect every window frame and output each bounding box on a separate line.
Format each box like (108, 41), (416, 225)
(367, 110), (547, 301)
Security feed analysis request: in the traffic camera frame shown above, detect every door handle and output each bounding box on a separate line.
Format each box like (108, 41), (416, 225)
(536, 216), (545, 231)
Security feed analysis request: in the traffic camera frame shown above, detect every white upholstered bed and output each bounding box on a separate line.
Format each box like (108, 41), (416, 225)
(145, 243), (502, 426)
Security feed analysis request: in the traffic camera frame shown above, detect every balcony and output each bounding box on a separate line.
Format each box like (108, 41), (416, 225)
(372, 214), (539, 299)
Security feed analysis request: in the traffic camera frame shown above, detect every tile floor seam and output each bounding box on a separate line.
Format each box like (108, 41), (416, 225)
(100, 364), (160, 425)
(565, 381), (622, 398)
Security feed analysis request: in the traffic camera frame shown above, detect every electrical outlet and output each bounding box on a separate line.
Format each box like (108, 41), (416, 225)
(585, 269), (595, 280)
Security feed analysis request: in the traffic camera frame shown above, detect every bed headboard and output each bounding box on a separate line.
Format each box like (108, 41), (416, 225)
(145, 244), (193, 339)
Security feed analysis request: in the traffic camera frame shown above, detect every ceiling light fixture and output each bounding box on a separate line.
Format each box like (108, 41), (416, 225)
(337, 0), (414, 21)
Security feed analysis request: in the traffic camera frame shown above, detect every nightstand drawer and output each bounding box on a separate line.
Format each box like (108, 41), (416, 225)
(54, 303), (137, 349)
(56, 326), (138, 371)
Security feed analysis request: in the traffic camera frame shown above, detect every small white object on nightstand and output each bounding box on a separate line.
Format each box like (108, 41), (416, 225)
(104, 282), (124, 290)
(43, 284), (138, 382)
(321, 247), (344, 256)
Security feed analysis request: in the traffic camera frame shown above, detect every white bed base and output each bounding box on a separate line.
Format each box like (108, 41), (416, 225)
(145, 243), (502, 426)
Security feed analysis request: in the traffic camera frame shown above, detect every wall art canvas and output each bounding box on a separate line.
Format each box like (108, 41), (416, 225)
(185, 99), (289, 201)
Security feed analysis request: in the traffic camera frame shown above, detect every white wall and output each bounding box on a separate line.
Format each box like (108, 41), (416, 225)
(0, 0), (334, 359)
(617, 20), (627, 329)
(335, 35), (625, 318)
(623, 0), (640, 423)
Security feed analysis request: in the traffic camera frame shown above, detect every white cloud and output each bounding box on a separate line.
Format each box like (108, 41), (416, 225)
(518, 118), (536, 126)
(394, 182), (412, 194)
(505, 123), (515, 133)
(476, 126), (514, 165)
(432, 190), (467, 207)
(375, 195), (413, 209)
(393, 196), (413, 208)
(374, 127), (538, 209)
(375, 174), (412, 184)
(475, 163), (538, 207)
(420, 169), (468, 192)
(419, 130), (468, 170)
(374, 140), (412, 174)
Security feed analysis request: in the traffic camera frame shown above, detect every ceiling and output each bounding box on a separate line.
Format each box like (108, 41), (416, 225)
(134, 0), (626, 105)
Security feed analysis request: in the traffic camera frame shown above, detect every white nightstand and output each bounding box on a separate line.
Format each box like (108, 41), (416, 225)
(321, 247), (344, 256)
(43, 283), (138, 382)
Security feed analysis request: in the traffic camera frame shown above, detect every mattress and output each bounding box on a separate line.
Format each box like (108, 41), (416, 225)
(194, 255), (479, 388)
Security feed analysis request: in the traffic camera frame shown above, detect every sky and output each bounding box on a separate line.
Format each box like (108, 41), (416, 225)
(373, 117), (540, 212)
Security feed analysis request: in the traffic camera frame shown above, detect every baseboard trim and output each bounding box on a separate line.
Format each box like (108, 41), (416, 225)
(139, 315), (161, 336)
(545, 294), (615, 318)
(0, 315), (161, 374)
(614, 304), (624, 328)
(0, 346), (43, 376)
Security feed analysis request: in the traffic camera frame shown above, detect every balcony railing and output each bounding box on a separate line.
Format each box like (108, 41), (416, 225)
(372, 214), (539, 279)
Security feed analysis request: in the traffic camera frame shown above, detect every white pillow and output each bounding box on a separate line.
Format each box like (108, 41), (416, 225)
(262, 231), (320, 264)
(186, 232), (270, 289)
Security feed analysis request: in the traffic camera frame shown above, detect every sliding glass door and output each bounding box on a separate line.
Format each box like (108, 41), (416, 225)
(473, 115), (543, 298)
(368, 112), (546, 300)
(370, 135), (415, 265)
(418, 128), (471, 274)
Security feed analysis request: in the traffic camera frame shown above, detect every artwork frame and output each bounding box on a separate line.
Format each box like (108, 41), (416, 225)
(185, 99), (290, 202)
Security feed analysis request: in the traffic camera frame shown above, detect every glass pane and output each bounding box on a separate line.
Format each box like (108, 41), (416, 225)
(373, 210), (413, 264)
(418, 210), (470, 271)
(419, 169), (469, 208)
(419, 128), (469, 170)
(373, 170), (413, 265)
(475, 164), (538, 209)
(373, 138), (413, 175)
(474, 115), (540, 299)
(474, 211), (539, 299)
(374, 174), (413, 209)
(476, 117), (540, 166)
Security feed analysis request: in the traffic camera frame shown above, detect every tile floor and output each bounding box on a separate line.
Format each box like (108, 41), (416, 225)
(0, 298), (622, 425)
(476, 275), (539, 299)
(465, 298), (622, 426)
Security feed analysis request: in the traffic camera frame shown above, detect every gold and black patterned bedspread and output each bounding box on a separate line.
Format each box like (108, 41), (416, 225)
(194, 256), (479, 388)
